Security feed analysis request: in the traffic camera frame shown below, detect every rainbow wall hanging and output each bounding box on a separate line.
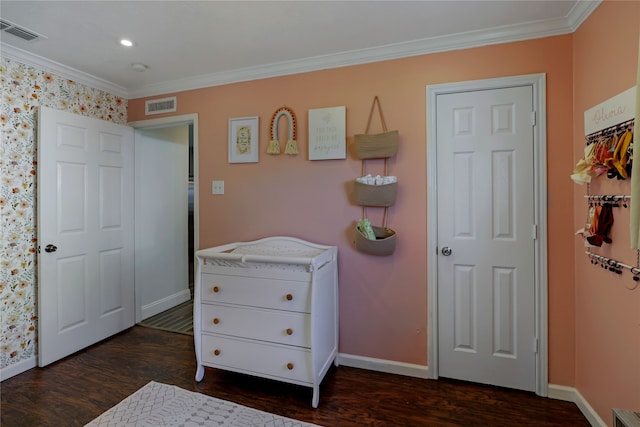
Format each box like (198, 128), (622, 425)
(268, 106), (298, 155)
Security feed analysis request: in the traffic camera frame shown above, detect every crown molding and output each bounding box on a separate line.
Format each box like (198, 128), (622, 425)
(127, 8), (594, 99)
(567, 0), (602, 32)
(1, 43), (128, 99)
(2, 0), (600, 100)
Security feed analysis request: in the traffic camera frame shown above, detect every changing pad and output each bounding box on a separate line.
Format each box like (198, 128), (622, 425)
(197, 236), (335, 272)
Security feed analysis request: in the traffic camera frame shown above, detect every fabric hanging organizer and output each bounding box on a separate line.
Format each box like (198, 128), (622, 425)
(353, 96), (398, 256)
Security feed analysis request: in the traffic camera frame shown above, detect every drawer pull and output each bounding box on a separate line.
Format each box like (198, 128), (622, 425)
(212, 286), (220, 293)
(285, 293), (293, 301)
(286, 362), (294, 370)
(213, 349), (221, 356)
(286, 328), (293, 335)
(212, 318), (220, 325)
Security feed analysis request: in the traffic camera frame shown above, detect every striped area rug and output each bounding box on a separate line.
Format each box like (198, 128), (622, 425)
(138, 300), (193, 335)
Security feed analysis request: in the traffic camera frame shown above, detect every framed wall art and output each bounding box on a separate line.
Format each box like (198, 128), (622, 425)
(308, 106), (346, 160)
(229, 116), (259, 163)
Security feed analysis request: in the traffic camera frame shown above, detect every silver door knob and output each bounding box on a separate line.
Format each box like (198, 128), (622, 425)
(44, 244), (58, 253)
(441, 246), (452, 256)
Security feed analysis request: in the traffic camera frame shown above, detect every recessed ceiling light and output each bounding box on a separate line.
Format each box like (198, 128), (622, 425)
(120, 39), (133, 47)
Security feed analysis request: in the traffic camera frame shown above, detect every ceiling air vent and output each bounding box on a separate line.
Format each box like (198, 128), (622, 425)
(0, 19), (43, 41)
(145, 97), (177, 115)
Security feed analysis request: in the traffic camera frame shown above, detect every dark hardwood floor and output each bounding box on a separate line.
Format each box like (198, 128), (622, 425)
(1, 326), (589, 426)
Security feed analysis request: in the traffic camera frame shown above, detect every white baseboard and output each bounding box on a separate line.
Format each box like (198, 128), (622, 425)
(0, 356), (36, 382)
(140, 289), (191, 321)
(547, 384), (577, 402)
(548, 384), (606, 426)
(337, 353), (430, 379)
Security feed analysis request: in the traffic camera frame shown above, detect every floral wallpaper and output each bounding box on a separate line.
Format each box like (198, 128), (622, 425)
(0, 57), (127, 371)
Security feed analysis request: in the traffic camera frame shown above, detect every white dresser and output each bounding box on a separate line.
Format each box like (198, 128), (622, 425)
(194, 236), (339, 408)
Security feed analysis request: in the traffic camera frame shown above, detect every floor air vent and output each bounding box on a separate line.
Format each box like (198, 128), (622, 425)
(0, 19), (43, 41)
(145, 97), (177, 115)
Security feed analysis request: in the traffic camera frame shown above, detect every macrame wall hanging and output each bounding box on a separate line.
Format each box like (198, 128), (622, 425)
(267, 106), (298, 155)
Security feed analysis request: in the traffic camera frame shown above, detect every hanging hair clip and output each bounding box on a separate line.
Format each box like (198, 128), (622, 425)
(611, 196), (620, 208)
(615, 262), (623, 275)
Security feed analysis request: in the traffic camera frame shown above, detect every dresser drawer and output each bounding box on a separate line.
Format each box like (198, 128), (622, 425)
(201, 334), (312, 384)
(201, 304), (310, 347)
(201, 273), (310, 312)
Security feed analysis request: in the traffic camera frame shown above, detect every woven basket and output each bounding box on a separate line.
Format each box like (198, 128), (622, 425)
(354, 96), (398, 159)
(354, 131), (399, 159)
(354, 181), (398, 207)
(354, 225), (397, 256)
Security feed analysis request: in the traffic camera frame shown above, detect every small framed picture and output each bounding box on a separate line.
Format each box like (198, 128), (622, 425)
(229, 116), (259, 163)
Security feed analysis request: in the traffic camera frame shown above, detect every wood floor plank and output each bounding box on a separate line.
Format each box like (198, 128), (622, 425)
(0, 326), (589, 426)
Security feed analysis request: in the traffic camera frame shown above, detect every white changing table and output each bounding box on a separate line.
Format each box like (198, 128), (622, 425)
(193, 236), (339, 408)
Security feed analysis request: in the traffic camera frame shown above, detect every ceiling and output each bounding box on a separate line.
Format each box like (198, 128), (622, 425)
(1, 1), (599, 99)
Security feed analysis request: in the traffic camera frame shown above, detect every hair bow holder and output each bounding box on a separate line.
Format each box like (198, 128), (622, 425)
(267, 106), (298, 155)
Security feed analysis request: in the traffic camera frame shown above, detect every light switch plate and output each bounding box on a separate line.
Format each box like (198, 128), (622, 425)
(212, 180), (224, 195)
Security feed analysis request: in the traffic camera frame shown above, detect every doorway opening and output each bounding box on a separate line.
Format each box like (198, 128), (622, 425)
(129, 114), (198, 333)
(138, 124), (196, 335)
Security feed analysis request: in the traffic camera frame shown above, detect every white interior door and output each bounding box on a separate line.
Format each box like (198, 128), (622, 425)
(135, 126), (190, 321)
(37, 106), (134, 367)
(435, 86), (537, 391)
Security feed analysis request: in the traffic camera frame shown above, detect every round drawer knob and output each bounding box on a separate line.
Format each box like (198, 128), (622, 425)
(212, 286), (220, 293)
(213, 349), (221, 356)
(286, 362), (294, 370)
(213, 318), (220, 325)
(286, 328), (293, 335)
(285, 293), (293, 301)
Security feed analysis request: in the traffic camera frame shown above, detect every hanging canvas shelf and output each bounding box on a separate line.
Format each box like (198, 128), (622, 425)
(352, 96), (399, 256)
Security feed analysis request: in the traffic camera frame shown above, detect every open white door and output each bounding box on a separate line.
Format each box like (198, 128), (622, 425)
(37, 106), (134, 366)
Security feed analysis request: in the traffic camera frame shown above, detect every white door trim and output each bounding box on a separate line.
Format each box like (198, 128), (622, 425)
(128, 114), (199, 323)
(426, 74), (548, 396)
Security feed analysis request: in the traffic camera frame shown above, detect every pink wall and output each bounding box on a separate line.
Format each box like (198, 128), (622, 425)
(572, 0), (640, 422)
(129, 37), (575, 379)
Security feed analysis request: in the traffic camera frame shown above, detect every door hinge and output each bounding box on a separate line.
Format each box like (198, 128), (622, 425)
(531, 111), (536, 127)
(532, 224), (538, 240)
(533, 337), (539, 353)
